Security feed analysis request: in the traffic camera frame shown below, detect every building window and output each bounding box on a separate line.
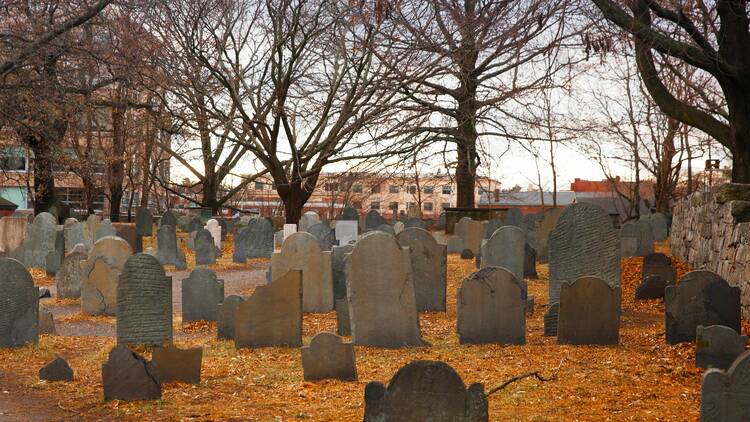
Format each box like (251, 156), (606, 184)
(352, 201), (362, 209)
(389, 185), (400, 193)
(0, 148), (26, 172)
(352, 184), (363, 193)
(442, 185), (452, 195)
(254, 181), (265, 190)
(370, 201), (380, 210)
(389, 201), (398, 210)
(424, 202), (434, 211)
(324, 182), (338, 192)
(442, 202), (450, 210)
(424, 186), (434, 194)
(371, 184), (381, 194)
(409, 185), (416, 194)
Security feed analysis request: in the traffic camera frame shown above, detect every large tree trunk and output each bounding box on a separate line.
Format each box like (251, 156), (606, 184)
(278, 179), (313, 224)
(202, 174), (220, 215)
(654, 119), (678, 213)
(29, 138), (57, 215)
(728, 88), (750, 183)
(455, 101), (478, 208)
(108, 105), (126, 222)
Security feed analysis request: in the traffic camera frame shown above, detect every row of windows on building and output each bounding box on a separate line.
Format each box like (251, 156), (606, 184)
(0, 148), (106, 173)
(347, 201), (447, 212)
(252, 180), (453, 195)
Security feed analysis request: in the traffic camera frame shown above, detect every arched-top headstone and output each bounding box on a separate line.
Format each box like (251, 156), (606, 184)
(331, 244), (354, 302)
(299, 211), (321, 232)
(24, 212), (57, 268)
(364, 360), (488, 421)
(182, 267), (224, 322)
(365, 210), (386, 230)
(96, 219), (116, 241)
(194, 228), (217, 266)
(557, 276), (620, 345)
(81, 236), (133, 315)
(696, 325), (748, 370)
(404, 217), (425, 230)
(156, 224), (179, 266)
(457, 267), (526, 345)
(480, 226), (525, 281)
(306, 222), (336, 251)
(397, 227), (447, 312)
(135, 207), (153, 236)
(271, 232), (333, 312)
(701, 350), (750, 421)
(205, 219), (222, 250)
(455, 217), (483, 255)
(301, 332), (357, 381)
(548, 202), (620, 304)
(63, 218), (88, 253)
(347, 231), (423, 347)
(56, 245), (87, 299)
(340, 207), (359, 221)
(117, 253), (172, 346)
(244, 218), (274, 259)
(642, 212), (669, 241)
(665, 270), (741, 344)
(484, 219), (503, 239)
(0, 258), (38, 347)
(160, 211), (177, 229)
(643, 253), (675, 284)
(620, 220), (654, 256)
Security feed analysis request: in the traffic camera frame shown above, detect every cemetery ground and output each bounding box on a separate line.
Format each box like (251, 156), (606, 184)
(0, 239), (721, 421)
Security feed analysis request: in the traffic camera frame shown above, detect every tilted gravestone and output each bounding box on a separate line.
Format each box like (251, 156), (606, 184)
(95, 219), (117, 240)
(364, 360), (488, 422)
(335, 220), (358, 246)
(643, 253), (676, 284)
(635, 275), (668, 300)
(301, 332), (357, 381)
(39, 356), (74, 381)
(234, 270), (302, 348)
(299, 211), (321, 232)
(64, 218), (89, 253)
(557, 276), (620, 345)
(347, 232), (423, 348)
(102, 344), (161, 401)
(524, 244), (538, 279)
(81, 236), (133, 315)
(160, 211), (178, 229)
(455, 217), (484, 255)
(182, 268), (224, 322)
(545, 203), (620, 334)
(457, 267), (526, 345)
(216, 295), (245, 340)
(700, 350), (750, 421)
(56, 244), (87, 299)
(152, 346), (202, 384)
(696, 325), (748, 370)
(665, 270), (741, 344)
(116, 253), (173, 346)
(397, 227), (447, 312)
(0, 258), (39, 347)
(365, 210), (387, 230)
(135, 207), (153, 236)
(271, 232), (333, 312)
(306, 222), (337, 251)
(480, 226), (525, 281)
(331, 244), (354, 302)
(24, 212), (57, 268)
(619, 220), (654, 257)
(194, 228), (217, 265)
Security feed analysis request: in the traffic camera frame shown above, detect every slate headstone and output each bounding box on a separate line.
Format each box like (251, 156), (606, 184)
(81, 236), (133, 315)
(643, 253), (676, 284)
(299, 211), (320, 232)
(306, 222), (336, 251)
(557, 276), (620, 345)
(39, 304), (56, 335)
(301, 332), (357, 381)
(635, 275), (668, 300)
(331, 244), (354, 302)
(365, 210), (386, 230)
(340, 207), (359, 221)
(24, 212), (57, 268)
(0, 258), (39, 347)
(232, 226), (250, 263)
(397, 227), (447, 312)
(335, 298), (351, 336)
(186, 216), (203, 234)
(152, 346), (202, 384)
(619, 220), (654, 256)
(96, 219), (117, 240)
(63, 218), (88, 253)
(271, 232), (333, 313)
(102, 344), (161, 401)
(245, 218), (274, 258)
(484, 219), (503, 239)
(480, 226), (525, 281)
(700, 350), (750, 421)
(455, 217), (483, 255)
(696, 325), (748, 370)
(156, 224), (179, 266)
(135, 207), (153, 236)
(524, 244), (538, 279)
(216, 295), (245, 340)
(160, 211), (178, 229)
(39, 356), (74, 382)
(194, 228), (217, 266)
(182, 268), (224, 322)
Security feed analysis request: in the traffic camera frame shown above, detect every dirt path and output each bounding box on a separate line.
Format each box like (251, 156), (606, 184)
(0, 371), (71, 421)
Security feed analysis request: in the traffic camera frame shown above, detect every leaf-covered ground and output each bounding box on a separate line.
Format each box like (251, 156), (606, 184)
(0, 241), (724, 421)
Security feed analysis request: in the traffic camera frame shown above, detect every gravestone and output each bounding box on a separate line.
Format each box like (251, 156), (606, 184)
(135, 207), (153, 236)
(557, 276), (620, 345)
(484, 219), (503, 239)
(234, 270), (302, 348)
(232, 226), (249, 263)
(245, 218), (274, 258)
(665, 270), (741, 344)
(306, 222), (336, 251)
(283, 223), (297, 241)
(81, 236), (133, 315)
(696, 325), (748, 370)
(102, 344), (161, 401)
(24, 212), (57, 268)
(299, 211), (321, 232)
(397, 228), (447, 312)
(524, 244), (538, 279)
(536, 207), (564, 263)
(216, 295), (245, 340)
(182, 268), (224, 322)
(336, 298), (351, 336)
(503, 208), (524, 229)
(0, 216), (26, 257)
(39, 305), (56, 335)
(96, 219), (117, 240)
(160, 211), (177, 229)
(340, 207), (359, 221)
(480, 226), (525, 281)
(403, 217), (426, 230)
(643, 253), (676, 284)
(39, 356), (74, 382)
(301, 332), (357, 381)
(84, 214), (101, 246)
(63, 218), (88, 253)
(363, 360), (488, 422)
(114, 223), (139, 253)
(335, 220), (358, 246)
(271, 232), (333, 312)
(635, 275), (668, 300)
(331, 244), (354, 302)
(619, 220), (654, 256)
(185, 216), (202, 233)
(393, 221), (404, 234)
(347, 232), (423, 347)
(365, 210), (386, 230)
(620, 237), (638, 257)
(45, 248), (62, 277)
(156, 224), (178, 265)
(700, 350), (750, 421)
(0, 259), (38, 348)
(543, 303), (559, 337)
(194, 229), (217, 265)
(205, 219), (222, 250)
(447, 236), (464, 253)
(545, 203), (620, 334)
(152, 346), (202, 384)
(643, 212), (669, 242)
(455, 217), (484, 255)
(457, 267), (526, 345)
(375, 224), (395, 235)
(56, 245), (87, 298)
(116, 253), (173, 346)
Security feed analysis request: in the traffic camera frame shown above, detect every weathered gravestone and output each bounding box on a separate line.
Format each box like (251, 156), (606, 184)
(484, 219), (503, 239)
(455, 217), (484, 255)
(24, 212), (57, 268)
(503, 208), (524, 229)
(642, 212), (669, 242)
(635, 275), (668, 300)
(39, 304), (56, 335)
(336, 298), (351, 336)
(301, 332), (357, 381)
(700, 350), (750, 421)
(397, 228), (447, 312)
(156, 224), (186, 267)
(45, 236), (63, 277)
(545, 203), (620, 334)
(299, 211), (321, 232)
(102, 344), (161, 401)
(84, 214), (100, 246)
(480, 226), (525, 281)
(63, 218), (89, 253)
(205, 219), (222, 250)
(0, 258), (38, 348)
(160, 211), (178, 229)
(643, 253), (676, 284)
(244, 218), (274, 258)
(234, 270), (302, 348)
(457, 267), (526, 345)
(56, 245), (86, 299)
(271, 232), (333, 312)
(39, 356), (74, 381)
(404, 217), (426, 229)
(347, 232), (423, 348)
(81, 236), (133, 315)
(524, 244), (538, 279)
(152, 346), (202, 384)
(194, 229), (217, 266)
(117, 253), (173, 346)
(216, 295), (245, 340)
(619, 220), (654, 257)
(363, 360), (488, 422)
(186, 216), (203, 233)
(96, 219), (117, 240)
(365, 210), (387, 230)
(331, 244), (354, 302)
(665, 270), (741, 344)
(696, 325), (748, 370)
(232, 226), (250, 263)
(0, 216), (26, 257)
(340, 207), (359, 221)
(557, 276), (620, 345)
(113, 223), (139, 253)
(335, 220), (358, 246)
(135, 207), (152, 236)
(306, 222), (336, 251)
(535, 207), (564, 263)
(182, 268), (224, 322)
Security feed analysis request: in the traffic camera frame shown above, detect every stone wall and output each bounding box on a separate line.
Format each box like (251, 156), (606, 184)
(670, 183), (750, 317)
